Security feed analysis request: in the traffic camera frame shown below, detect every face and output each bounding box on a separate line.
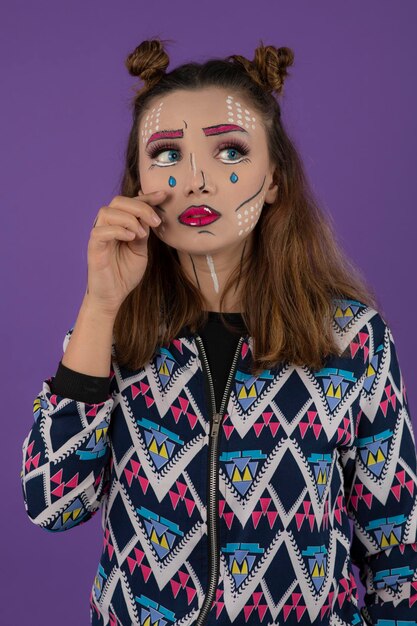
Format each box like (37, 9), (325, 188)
(137, 86), (278, 255)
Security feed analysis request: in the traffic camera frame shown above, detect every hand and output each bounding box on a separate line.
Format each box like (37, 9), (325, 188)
(85, 189), (167, 316)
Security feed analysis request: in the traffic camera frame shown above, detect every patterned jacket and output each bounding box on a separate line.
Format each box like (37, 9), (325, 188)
(21, 299), (417, 625)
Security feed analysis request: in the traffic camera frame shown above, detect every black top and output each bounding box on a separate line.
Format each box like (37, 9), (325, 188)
(50, 312), (248, 412)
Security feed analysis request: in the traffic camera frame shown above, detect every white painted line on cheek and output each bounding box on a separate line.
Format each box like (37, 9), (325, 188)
(206, 255), (219, 293)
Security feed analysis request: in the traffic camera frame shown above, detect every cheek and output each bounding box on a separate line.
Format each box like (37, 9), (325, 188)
(235, 190), (267, 237)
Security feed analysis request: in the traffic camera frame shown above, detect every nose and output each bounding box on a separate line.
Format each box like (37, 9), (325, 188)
(183, 151), (215, 196)
(182, 168), (209, 196)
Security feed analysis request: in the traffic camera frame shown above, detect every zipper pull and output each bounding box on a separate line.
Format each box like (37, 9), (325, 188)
(211, 412), (222, 438)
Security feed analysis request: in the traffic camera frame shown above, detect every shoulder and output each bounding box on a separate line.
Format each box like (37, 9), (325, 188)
(330, 297), (389, 355)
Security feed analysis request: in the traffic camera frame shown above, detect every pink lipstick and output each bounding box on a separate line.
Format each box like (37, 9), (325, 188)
(178, 205), (221, 227)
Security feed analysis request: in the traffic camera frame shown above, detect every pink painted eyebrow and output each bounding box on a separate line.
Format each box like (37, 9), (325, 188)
(145, 123), (248, 147)
(203, 124), (248, 136)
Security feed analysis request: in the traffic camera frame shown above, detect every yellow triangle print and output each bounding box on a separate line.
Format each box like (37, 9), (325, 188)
(242, 466), (252, 481)
(327, 383), (341, 399)
(159, 361), (169, 376)
(231, 559), (248, 574)
(312, 561), (326, 578)
(96, 427), (108, 443)
(376, 448), (385, 462)
(389, 532), (399, 546)
(149, 439), (158, 454)
(368, 447), (385, 466)
(367, 363), (376, 377)
(335, 305), (354, 319)
(248, 384), (257, 398)
(317, 470), (327, 485)
(238, 386), (248, 400)
(159, 442), (169, 459)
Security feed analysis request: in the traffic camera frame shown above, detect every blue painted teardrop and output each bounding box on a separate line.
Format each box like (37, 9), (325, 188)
(168, 176), (176, 187)
(230, 172), (238, 183)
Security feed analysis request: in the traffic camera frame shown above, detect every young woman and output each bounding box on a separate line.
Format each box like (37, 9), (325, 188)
(21, 39), (417, 626)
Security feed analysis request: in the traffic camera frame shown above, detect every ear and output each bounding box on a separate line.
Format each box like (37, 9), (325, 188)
(264, 175), (278, 204)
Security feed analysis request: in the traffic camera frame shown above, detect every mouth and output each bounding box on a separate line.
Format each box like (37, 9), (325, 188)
(178, 205), (221, 226)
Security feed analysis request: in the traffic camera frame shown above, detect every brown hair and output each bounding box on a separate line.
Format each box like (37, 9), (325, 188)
(112, 37), (382, 376)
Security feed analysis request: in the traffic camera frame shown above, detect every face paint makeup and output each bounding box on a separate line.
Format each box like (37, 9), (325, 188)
(190, 152), (197, 175)
(226, 94), (257, 130)
(236, 186), (267, 237)
(223, 94), (263, 236)
(141, 101), (164, 144)
(206, 255), (219, 293)
(137, 87), (278, 310)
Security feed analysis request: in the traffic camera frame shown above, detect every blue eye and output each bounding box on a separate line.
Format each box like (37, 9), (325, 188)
(221, 147), (241, 160)
(147, 147), (180, 164)
(146, 142), (181, 163)
(145, 140), (250, 165)
(162, 149), (180, 163)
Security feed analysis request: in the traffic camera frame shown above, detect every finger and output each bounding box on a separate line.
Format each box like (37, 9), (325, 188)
(108, 191), (166, 222)
(98, 207), (151, 234)
(91, 224), (138, 242)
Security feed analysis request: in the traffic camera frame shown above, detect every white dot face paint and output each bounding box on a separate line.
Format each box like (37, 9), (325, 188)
(236, 189), (268, 236)
(141, 101), (164, 144)
(224, 95), (267, 237)
(226, 94), (257, 131)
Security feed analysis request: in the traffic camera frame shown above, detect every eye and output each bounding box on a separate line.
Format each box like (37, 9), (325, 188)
(217, 141), (250, 164)
(145, 139), (251, 166)
(145, 142), (181, 166)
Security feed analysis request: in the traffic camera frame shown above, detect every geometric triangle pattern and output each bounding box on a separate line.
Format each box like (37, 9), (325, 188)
(20, 299), (417, 624)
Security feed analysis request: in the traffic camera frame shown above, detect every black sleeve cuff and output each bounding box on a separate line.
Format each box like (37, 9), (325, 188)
(49, 360), (112, 404)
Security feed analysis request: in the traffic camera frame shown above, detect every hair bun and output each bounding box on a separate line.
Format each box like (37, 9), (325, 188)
(125, 39), (170, 88)
(228, 42), (294, 95)
(254, 42), (294, 94)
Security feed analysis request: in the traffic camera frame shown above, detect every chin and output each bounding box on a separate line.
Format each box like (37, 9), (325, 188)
(157, 231), (218, 252)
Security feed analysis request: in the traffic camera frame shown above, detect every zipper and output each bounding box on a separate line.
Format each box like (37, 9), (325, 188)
(194, 333), (245, 626)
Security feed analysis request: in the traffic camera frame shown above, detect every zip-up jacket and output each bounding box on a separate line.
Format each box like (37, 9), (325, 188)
(20, 298), (417, 625)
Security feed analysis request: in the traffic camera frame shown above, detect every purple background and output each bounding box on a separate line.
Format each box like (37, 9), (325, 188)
(3, 1), (416, 624)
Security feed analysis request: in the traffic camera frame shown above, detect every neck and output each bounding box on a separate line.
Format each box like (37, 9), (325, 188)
(176, 235), (252, 312)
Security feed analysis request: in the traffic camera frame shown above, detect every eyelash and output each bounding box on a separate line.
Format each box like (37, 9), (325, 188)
(145, 139), (250, 162)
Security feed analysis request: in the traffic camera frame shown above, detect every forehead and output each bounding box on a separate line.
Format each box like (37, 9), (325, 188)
(139, 87), (262, 146)
(141, 88), (257, 126)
